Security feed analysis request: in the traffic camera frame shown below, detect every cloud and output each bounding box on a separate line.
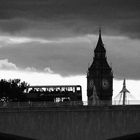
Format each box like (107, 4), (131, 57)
(25, 66), (54, 74)
(0, 19), (30, 34)
(0, 59), (18, 70)
(0, 0), (140, 39)
(25, 67), (37, 72)
(0, 34), (140, 81)
(0, 37), (91, 76)
(0, 58), (56, 75)
(44, 67), (54, 74)
(0, 35), (55, 47)
(0, 35), (140, 79)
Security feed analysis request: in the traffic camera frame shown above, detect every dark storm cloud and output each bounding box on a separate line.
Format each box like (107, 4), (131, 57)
(0, 19), (30, 34)
(0, 0), (140, 38)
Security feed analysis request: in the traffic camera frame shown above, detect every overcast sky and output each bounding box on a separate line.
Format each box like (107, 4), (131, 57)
(0, 0), (140, 101)
(0, 0), (140, 80)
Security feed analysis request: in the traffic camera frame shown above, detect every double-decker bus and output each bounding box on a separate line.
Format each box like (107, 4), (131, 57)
(24, 85), (82, 103)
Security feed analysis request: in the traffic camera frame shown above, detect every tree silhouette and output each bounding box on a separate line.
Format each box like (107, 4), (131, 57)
(0, 79), (29, 101)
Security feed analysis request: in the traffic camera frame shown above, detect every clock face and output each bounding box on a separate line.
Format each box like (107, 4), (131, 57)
(102, 79), (110, 89)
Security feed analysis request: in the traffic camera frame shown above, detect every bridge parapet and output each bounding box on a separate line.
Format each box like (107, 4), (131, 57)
(0, 100), (140, 108)
(0, 105), (140, 140)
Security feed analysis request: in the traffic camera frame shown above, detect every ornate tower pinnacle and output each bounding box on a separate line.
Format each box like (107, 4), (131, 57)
(94, 29), (106, 55)
(98, 27), (102, 43)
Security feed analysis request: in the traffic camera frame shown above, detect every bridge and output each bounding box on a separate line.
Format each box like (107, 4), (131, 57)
(0, 104), (140, 140)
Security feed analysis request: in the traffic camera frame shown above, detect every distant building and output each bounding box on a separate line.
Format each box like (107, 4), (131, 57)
(87, 29), (113, 105)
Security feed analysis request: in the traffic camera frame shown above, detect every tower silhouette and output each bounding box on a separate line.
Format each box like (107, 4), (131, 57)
(87, 29), (113, 105)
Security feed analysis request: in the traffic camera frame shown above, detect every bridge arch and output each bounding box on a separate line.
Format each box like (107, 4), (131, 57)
(108, 133), (140, 140)
(0, 132), (35, 140)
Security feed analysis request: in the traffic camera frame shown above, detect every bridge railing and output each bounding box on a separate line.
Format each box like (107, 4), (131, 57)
(0, 101), (84, 108)
(0, 100), (140, 108)
(113, 100), (140, 105)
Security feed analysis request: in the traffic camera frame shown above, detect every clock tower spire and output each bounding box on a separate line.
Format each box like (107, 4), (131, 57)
(87, 29), (113, 105)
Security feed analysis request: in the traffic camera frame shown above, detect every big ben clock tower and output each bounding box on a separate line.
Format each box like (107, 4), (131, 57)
(87, 29), (113, 105)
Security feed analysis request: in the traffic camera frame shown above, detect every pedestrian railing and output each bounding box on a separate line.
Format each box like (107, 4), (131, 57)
(0, 100), (140, 108)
